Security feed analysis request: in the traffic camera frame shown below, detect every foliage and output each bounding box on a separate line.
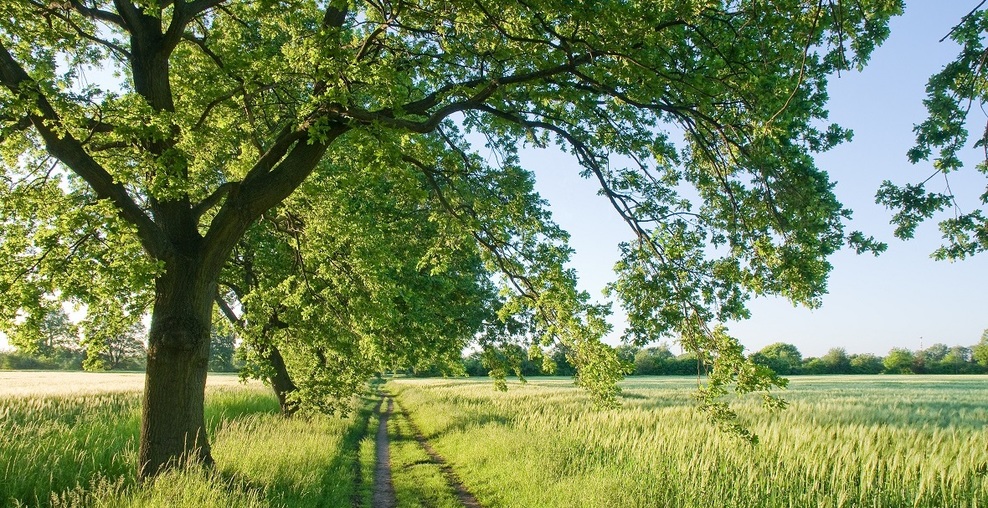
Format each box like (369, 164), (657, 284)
(632, 346), (673, 375)
(0, 350), (63, 370)
(883, 347), (916, 374)
(84, 322), (147, 371)
(819, 347), (851, 374)
(941, 346), (974, 374)
(208, 330), (238, 373)
(749, 342), (803, 375)
(221, 159), (505, 411)
(877, 7), (988, 259)
(0, 0), (906, 465)
(461, 336), (988, 377)
(974, 329), (988, 367)
(848, 353), (885, 374)
(4, 307), (85, 369)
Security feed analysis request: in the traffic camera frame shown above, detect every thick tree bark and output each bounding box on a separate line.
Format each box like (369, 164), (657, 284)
(267, 345), (300, 417)
(139, 256), (217, 479)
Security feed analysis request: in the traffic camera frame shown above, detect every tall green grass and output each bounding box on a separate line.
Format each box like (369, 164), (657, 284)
(390, 376), (988, 508)
(1, 378), (377, 507)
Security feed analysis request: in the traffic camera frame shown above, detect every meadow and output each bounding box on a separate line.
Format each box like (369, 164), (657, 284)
(389, 376), (988, 508)
(3, 372), (987, 507)
(0, 372), (379, 507)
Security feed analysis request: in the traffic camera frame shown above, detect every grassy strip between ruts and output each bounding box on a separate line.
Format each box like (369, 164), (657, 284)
(389, 376), (988, 508)
(0, 375), (378, 507)
(386, 394), (463, 508)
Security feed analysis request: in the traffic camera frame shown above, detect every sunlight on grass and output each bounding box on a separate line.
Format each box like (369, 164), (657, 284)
(391, 376), (988, 508)
(387, 400), (461, 508)
(0, 371), (258, 397)
(0, 373), (375, 507)
(5, 371), (986, 507)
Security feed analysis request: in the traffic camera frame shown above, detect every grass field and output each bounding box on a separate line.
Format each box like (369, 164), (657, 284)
(0, 371), (376, 507)
(3, 372), (987, 507)
(389, 376), (988, 508)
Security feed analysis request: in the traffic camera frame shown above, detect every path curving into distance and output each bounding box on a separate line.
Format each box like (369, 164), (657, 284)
(372, 393), (483, 508)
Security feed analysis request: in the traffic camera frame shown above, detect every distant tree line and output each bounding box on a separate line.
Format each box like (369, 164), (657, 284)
(457, 330), (988, 377)
(0, 308), (240, 372)
(7, 311), (987, 379)
(748, 336), (988, 375)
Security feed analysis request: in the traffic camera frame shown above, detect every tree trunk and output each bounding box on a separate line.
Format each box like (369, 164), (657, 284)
(138, 257), (216, 479)
(267, 345), (300, 417)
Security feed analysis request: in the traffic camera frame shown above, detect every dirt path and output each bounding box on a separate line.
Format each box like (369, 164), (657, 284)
(372, 397), (397, 508)
(372, 393), (483, 508)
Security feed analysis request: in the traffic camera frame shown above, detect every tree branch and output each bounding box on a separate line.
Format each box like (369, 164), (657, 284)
(111, 0), (143, 36)
(192, 181), (237, 221)
(201, 125), (346, 275)
(185, 0), (227, 18)
(0, 40), (168, 259)
(67, 0), (126, 28)
(215, 293), (243, 329)
(0, 114), (32, 142)
(330, 55), (592, 134)
(401, 153), (542, 311)
(37, 3), (133, 58)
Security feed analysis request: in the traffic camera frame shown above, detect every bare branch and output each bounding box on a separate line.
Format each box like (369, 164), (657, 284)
(215, 293), (243, 329)
(192, 181), (237, 221)
(67, 0), (126, 27)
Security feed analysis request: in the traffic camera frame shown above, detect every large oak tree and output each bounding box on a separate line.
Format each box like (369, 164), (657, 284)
(1, 0), (900, 478)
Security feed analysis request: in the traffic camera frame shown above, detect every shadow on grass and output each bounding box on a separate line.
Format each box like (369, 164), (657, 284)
(2, 385), (383, 508)
(222, 391), (378, 508)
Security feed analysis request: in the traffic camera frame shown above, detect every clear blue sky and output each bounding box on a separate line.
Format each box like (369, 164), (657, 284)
(523, 2), (988, 358)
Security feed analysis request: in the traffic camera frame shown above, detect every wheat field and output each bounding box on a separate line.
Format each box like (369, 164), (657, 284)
(389, 376), (988, 508)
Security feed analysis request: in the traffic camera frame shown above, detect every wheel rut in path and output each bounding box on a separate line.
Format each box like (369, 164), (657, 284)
(391, 396), (483, 508)
(372, 393), (483, 508)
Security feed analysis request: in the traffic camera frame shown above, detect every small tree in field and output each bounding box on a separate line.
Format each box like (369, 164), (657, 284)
(884, 348), (916, 374)
(943, 346), (972, 374)
(750, 343), (803, 375)
(0, 0), (900, 477)
(208, 330), (236, 373)
(820, 347), (852, 374)
(849, 353), (884, 375)
(7, 307), (84, 368)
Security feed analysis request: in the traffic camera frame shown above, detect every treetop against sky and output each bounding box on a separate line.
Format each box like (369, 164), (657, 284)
(529, 2), (988, 358)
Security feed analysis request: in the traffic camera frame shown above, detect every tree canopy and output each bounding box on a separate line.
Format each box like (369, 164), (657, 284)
(0, 0), (902, 477)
